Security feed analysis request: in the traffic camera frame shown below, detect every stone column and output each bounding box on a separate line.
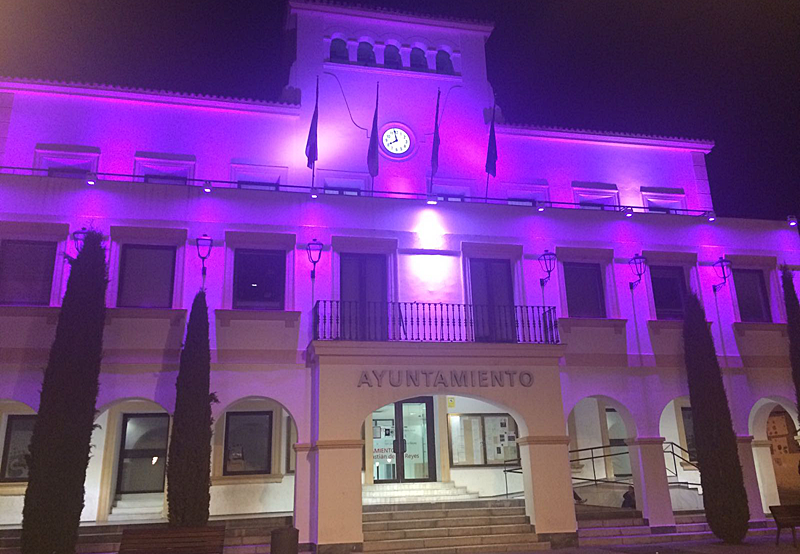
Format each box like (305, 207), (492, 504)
(752, 438), (780, 513)
(292, 443), (314, 547)
(625, 437), (676, 531)
(737, 436), (770, 524)
(314, 440), (365, 553)
(518, 435), (577, 548)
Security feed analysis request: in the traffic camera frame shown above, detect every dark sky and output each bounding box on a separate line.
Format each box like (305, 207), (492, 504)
(1, 0), (798, 221)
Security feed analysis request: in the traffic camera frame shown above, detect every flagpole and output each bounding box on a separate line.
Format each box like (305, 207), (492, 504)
(485, 173), (490, 201)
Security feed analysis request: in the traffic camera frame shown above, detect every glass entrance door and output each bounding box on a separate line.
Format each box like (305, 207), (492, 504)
(371, 397), (436, 483)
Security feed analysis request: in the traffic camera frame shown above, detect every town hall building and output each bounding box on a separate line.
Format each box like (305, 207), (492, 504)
(0, 1), (798, 552)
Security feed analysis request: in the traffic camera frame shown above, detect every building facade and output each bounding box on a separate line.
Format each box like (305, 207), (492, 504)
(0, 1), (798, 551)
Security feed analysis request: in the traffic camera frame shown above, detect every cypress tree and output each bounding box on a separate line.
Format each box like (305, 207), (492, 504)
(167, 290), (216, 526)
(22, 231), (107, 554)
(781, 267), (800, 412)
(682, 293), (749, 543)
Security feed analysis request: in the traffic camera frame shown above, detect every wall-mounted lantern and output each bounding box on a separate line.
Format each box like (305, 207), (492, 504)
(538, 249), (557, 304)
(307, 239), (324, 307)
(712, 256), (732, 293)
(72, 227), (89, 254)
(196, 234), (214, 286)
(629, 253), (648, 290)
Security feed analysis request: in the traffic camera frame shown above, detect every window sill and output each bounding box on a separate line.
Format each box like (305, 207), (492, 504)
(647, 319), (685, 332)
(106, 307), (187, 326)
(211, 473), (285, 486)
(0, 482), (27, 495)
(559, 317), (627, 334)
(733, 322), (787, 337)
(0, 305), (60, 322)
(680, 461), (699, 471)
(215, 309), (301, 328)
(323, 61), (461, 81)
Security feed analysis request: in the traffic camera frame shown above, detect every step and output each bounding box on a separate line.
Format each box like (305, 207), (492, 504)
(358, 543), (549, 554)
(364, 495), (480, 505)
(363, 532), (541, 552)
(578, 525), (651, 538)
(365, 523), (535, 542)
(363, 487), (472, 497)
(364, 507), (526, 523)
(364, 515), (531, 532)
(579, 524), (777, 547)
(364, 482), (458, 491)
(364, 499), (525, 514)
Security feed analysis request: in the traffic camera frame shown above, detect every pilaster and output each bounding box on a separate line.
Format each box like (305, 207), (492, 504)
(625, 437), (676, 531)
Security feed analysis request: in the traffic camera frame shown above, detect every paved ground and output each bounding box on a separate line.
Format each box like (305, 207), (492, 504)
(559, 536), (796, 554)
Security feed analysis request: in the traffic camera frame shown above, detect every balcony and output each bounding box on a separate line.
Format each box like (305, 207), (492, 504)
(312, 301), (559, 344)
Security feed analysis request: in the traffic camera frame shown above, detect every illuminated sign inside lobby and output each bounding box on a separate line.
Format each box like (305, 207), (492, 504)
(356, 369), (533, 388)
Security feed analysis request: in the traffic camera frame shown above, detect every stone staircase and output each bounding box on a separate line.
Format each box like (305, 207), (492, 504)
(362, 498), (548, 554)
(578, 512), (778, 546)
(363, 482), (479, 505)
(0, 515), (292, 554)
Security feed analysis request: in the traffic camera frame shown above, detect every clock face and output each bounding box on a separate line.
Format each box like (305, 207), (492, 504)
(381, 127), (411, 156)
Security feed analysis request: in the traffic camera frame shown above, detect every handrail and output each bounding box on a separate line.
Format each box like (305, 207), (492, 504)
(313, 300), (560, 344)
(0, 165), (712, 217)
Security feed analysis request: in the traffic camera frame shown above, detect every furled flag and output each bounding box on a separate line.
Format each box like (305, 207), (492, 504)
(485, 101), (498, 177)
(305, 76), (319, 169)
(430, 88), (441, 187)
(367, 82), (380, 178)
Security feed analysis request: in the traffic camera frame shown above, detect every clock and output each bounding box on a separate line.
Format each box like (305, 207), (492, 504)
(381, 127), (411, 156)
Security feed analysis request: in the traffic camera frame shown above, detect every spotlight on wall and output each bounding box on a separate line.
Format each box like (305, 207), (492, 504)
(310, 188), (319, 199)
(86, 173), (97, 186)
(712, 256), (732, 293)
(706, 211), (716, 222)
(789, 215), (798, 227)
(203, 181), (212, 193)
(536, 201), (546, 213)
(426, 195), (438, 206)
(624, 207), (634, 218)
(628, 253), (648, 290)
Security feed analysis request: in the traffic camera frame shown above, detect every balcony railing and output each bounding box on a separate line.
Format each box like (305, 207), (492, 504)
(312, 301), (560, 344)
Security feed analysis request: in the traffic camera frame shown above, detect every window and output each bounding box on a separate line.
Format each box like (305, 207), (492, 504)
(143, 174), (187, 186)
(1, 415), (35, 482)
(117, 245), (176, 308)
(680, 407), (698, 462)
(573, 183), (619, 210)
(410, 47), (427, 70)
(117, 414), (169, 493)
(563, 262), (606, 318)
(224, 411), (272, 476)
(357, 42), (376, 66)
(469, 258), (515, 342)
(733, 268), (772, 323)
(47, 167), (89, 179)
(383, 45), (402, 69)
(233, 249), (286, 310)
(340, 253), (387, 340)
(330, 38), (348, 62)
(650, 265), (688, 320)
(448, 413), (518, 466)
(435, 50), (454, 74)
(0, 240), (57, 305)
(285, 417), (297, 473)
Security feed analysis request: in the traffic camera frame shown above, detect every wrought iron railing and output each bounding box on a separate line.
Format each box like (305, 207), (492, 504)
(312, 300), (559, 344)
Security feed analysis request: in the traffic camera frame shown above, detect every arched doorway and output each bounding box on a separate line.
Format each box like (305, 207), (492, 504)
(363, 394), (523, 503)
(212, 396), (297, 516)
(566, 395), (636, 508)
(750, 397), (800, 509)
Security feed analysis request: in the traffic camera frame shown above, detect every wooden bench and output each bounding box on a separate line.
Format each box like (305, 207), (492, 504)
(771, 505), (800, 547)
(119, 526), (225, 554)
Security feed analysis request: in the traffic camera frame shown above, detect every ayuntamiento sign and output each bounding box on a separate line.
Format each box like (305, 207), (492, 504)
(357, 369), (533, 388)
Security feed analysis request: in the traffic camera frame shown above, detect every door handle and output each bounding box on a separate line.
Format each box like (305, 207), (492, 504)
(393, 439), (399, 454)
(402, 439), (407, 453)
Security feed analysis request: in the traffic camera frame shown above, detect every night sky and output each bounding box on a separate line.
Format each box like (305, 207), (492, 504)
(1, 0), (797, 221)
